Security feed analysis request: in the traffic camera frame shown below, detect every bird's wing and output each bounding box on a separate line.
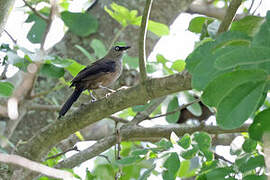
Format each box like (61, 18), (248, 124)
(70, 59), (116, 86)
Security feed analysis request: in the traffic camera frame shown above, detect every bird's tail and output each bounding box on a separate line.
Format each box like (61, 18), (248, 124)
(58, 88), (84, 118)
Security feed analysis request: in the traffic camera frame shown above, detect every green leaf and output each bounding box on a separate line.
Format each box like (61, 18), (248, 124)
(75, 45), (95, 62)
(171, 60), (185, 72)
(177, 134), (191, 149)
(215, 46), (270, 70)
(201, 149), (214, 161)
(131, 149), (148, 156)
(252, 11), (270, 47)
(193, 132), (211, 150)
(202, 69), (267, 107)
(147, 20), (169, 36)
(61, 11), (98, 37)
(242, 138), (257, 153)
(85, 168), (95, 180)
(205, 167), (234, 179)
(123, 54), (139, 69)
(0, 82), (14, 97)
(90, 39), (107, 59)
(162, 152), (180, 180)
(146, 63), (159, 73)
(243, 175), (267, 180)
(116, 155), (141, 165)
(231, 16), (264, 36)
(200, 160), (218, 173)
(166, 96), (180, 123)
(155, 138), (173, 150)
(156, 54), (174, 74)
(236, 155), (265, 172)
(46, 57), (73, 68)
(188, 16), (214, 34)
(65, 60), (86, 77)
(181, 145), (199, 160)
(40, 64), (65, 78)
(26, 13), (47, 43)
(93, 164), (114, 180)
(249, 108), (270, 141)
(138, 165), (156, 180)
(217, 81), (266, 129)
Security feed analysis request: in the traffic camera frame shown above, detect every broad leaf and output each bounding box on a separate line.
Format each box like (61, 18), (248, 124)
(242, 138), (257, 153)
(215, 46), (270, 70)
(202, 69), (267, 107)
(231, 16), (264, 36)
(162, 152), (180, 180)
(249, 108), (270, 141)
(252, 11), (270, 47)
(90, 39), (107, 59)
(217, 81), (266, 129)
(188, 16), (214, 34)
(177, 134), (191, 149)
(26, 13), (47, 43)
(40, 64), (65, 78)
(61, 11), (98, 37)
(166, 96), (180, 123)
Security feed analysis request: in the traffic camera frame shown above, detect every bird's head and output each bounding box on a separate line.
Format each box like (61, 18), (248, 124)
(106, 45), (131, 59)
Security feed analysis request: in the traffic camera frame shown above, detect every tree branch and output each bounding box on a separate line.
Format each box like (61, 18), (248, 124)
(131, 97), (166, 124)
(138, 0), (153, 82)
(147, 99), (200, 120)
(17, 71), (192, 160)
(22, 0), (49, 22)
(217, 0), (242, 34)
(0, 153), (74, 179)
(56, 124), (249, 169)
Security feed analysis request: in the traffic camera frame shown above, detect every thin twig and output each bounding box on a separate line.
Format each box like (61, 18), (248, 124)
(214, 152), (233, 164)
(247, 0), (255, 14)
(4, 30), (17, 44)
(217, 0), (242, 34)
(147, 99), (200, 120)
(40, 0), (57, 50)
(132, 97), (166, 124)
(45, 146), (79, 160)
(138, 0), (153, 82)
(98, 155), (111, 164)
(22, 0), (49, 22)
(109, 116), (129, 124)
(252, 0), (262, 15)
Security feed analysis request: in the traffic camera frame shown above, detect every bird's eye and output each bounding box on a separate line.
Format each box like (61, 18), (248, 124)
(114, 46), (120, 51)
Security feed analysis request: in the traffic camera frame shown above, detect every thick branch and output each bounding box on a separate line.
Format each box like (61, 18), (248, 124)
(138, 0), (153, 82)
(57, 124), (249, 168)
(17, 71), (192, 160)
(217, 0), (242, 34)
(0, 154), (73, 179)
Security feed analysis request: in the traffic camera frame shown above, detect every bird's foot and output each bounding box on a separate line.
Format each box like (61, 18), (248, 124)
(99, 85), (116, 93)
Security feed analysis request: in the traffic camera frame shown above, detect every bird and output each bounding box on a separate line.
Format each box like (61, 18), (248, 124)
(58, 45), (131, 118)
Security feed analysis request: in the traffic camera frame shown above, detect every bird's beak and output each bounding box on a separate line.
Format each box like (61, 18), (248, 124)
(119, 46), (131, 51)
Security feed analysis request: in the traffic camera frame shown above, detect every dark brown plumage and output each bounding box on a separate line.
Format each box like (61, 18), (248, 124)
(58, 46), (130, 118)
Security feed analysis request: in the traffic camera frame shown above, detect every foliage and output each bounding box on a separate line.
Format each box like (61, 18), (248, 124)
(1, 0), (270, 179)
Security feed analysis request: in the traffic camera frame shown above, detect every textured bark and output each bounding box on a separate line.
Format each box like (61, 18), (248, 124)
(11, 0), (195, 157)
(17, 71), (192, 160)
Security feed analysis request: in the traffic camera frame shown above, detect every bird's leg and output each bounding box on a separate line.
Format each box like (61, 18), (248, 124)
(98, 85), (116, 93)
(88, 90), (97, 102)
